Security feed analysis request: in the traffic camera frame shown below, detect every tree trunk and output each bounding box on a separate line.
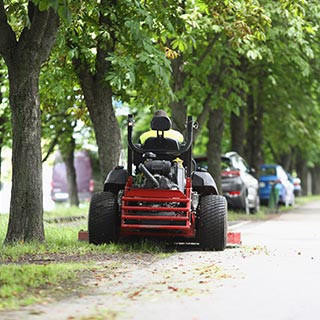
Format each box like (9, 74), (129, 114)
(311, 166), (320, 195)
(279, 152), (292, 172)
(72, 0), (121, 183)
(170, 56), (187, 132)
(296, 153), (308, 196)
(6, 69), (44, 242)
(60, 136), (79, 207)
(75, 70), (121, 182)
(0, 86), (3, 188)
(245, 89), (264, 171)
(0, 145), (2, 189)
(0, 73), (4, 189)
(207, 107), (224, 193)
(230, 108), (245, 157)
(0, 3), (59, 243)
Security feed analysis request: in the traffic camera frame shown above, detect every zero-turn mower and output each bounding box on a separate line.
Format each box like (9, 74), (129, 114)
(88, 113), (227, 251)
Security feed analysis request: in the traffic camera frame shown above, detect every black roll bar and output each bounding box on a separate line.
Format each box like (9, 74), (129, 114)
(127, 114), (193, 156)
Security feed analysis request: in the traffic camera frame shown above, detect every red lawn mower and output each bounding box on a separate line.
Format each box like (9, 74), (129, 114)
(88, 113), (227, 250)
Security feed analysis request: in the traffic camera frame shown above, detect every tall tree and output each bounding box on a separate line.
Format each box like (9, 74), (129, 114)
(207, 107), (224, 193)
(230, 108), (245, 157)
(60, 129), (79, 207)
(0, 1), (59, 243)
(69, 0), (121, 180)
(65, 0), (175, 180)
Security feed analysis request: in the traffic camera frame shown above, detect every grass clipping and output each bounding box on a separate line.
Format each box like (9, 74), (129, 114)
(0, 263), (85, 310)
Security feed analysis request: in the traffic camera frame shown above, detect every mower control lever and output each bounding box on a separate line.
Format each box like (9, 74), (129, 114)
(138, 163), (160, 188)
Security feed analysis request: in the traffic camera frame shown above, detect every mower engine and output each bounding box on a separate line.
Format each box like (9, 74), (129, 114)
(135, 152), (186, 192)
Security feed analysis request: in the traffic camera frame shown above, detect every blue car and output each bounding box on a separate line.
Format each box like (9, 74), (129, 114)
(258, 164), (295, 206)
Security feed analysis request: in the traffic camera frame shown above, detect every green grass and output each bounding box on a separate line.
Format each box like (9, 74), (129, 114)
(228, 207), (269, 221)
(44, 203), (89, 218)
(0, 263), (87, 310)
(0, 211), (171, 263)
(228, 194), (320, 221)
(294, 194), (320, 205)
(0, 208), (172, 310)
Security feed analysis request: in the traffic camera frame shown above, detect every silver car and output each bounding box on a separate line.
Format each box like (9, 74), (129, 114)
(221, 152), (259, 214)
(196, 152), (260, 214)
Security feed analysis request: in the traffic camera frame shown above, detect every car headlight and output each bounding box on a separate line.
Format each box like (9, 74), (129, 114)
(259, 182), (266, 188)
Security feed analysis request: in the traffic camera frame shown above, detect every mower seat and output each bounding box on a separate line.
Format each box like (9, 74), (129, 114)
(151, 115), (172, 131)
(143, 137), (180, 153)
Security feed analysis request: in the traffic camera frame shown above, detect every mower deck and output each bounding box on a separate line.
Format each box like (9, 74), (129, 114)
(119, 177), (195, 238)
(78, 230), (241, 245)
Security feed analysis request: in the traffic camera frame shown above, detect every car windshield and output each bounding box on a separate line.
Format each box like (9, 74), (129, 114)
(196, 157), (232, 171)
(221, 158), (232, 170)
(259, 167), (276, 177)
(196, 160), (208, 171)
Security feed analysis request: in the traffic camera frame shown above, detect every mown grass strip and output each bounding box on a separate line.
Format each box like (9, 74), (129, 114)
(0, 263), (87, 310)
(43, 204), (89, 218)
(228, 195), (320, 220)
(0, 213), (172, 262)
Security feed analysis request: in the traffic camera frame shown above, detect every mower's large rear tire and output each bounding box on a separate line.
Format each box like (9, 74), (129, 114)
(199, 194), (227, 251)
(88, 191), (119, 245)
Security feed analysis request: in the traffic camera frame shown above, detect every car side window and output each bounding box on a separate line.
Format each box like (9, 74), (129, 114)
(237, 158), (248, 172)
(277, 167), (288, 181)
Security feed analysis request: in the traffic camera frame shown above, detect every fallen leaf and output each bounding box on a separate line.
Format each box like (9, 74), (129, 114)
(168, 286), (178, 292)
(128, 289), (143, 299)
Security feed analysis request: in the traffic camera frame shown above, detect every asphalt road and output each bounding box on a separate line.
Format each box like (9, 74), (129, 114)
(2, 201), (320, 320)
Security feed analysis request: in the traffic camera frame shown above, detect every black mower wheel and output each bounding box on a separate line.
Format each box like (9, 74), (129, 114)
(199, 194), (227, 251)
(88, 191), (119, 245)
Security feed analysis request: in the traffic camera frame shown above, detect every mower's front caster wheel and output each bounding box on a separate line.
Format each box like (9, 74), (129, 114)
(199, 195), (227, 251)
(88, 191), (119, 245)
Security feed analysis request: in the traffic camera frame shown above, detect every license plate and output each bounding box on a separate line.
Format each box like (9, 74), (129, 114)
(54, 192), (68, 200)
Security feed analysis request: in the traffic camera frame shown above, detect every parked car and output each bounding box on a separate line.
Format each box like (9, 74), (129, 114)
(51, 150), (94, 202)
(196, 152), (260, 214)
(258, 164), (295, 206)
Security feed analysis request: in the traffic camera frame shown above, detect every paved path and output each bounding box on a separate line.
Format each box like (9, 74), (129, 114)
(2, 201), (320, 320)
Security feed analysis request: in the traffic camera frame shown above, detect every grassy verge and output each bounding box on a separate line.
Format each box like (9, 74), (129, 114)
(228, 206), (271, 221)
(294, 194), (320, 205)
(228, 194), (320, 221)
(0, 210), (171, 310)
(44, 203), (89, 218)
(0, 263), (88, 310)
(0, 214), (169, 262)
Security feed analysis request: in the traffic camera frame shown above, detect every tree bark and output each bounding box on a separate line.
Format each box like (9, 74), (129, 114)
(230, 108), (245, 157)
(72, 0), (121, 182)
(74, 67), (121, 183)
(6, 69), (45, 242)
(311, 165), (320, 195)
(0, 145), (2, 189)
(207, 107), (224, 193)
(0, 2), (59, 243)
(245, 86), (264, 171)
(296, 152), (308, 196)
(279, 152), (292, 172)
(0, 81), (3, 188)
(60, 135), (79, 207)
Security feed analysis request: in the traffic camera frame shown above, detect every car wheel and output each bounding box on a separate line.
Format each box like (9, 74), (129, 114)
(289, 195), (295, 207)
(251, 195), (260, 214)
(198, 194), (227, 251)
(242, 191), (250, 215)
(88, 191), (119, 245)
